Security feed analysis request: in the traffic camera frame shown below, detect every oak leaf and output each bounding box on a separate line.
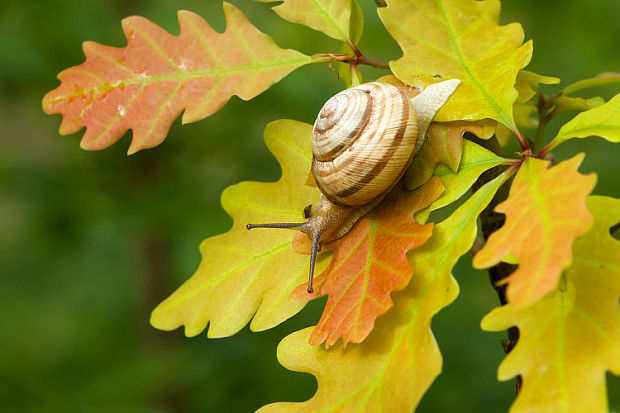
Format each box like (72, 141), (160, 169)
(258, 0), (361, 42)
(514, 70), (560, 103)
(550, 93), (620, 151)
(378, 0), (532, 127)
(259, 172), (511, 413)
(42, 3), (311, 154)
(292, 177), (444, 347)
(473, 155), (596, 308)
(414, 139), (509, 224)
(482, 196), (620, 413)
(405, 119), (497, 189)
(150, 120), (326, 337)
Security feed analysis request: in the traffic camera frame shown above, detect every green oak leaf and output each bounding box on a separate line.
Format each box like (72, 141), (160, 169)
(415, 139), (510, 223)
(563, 72), (620, 95)
(150, 120), (328, 337)
(549, 93), (620, 150)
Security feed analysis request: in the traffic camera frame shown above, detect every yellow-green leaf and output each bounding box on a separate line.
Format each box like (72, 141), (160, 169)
(473, 155), (597, 308)
(258, 0), (358, 42)
(482, 195), (620, 413)
(405, 119), (497, 190)
(42, 4), (311, 154)
(415, 139), (509, 224)
(378, 0), (532, 127)
(563, 72), (620, 96)
(515, 70), (560, 103)
(549, 93), (620, 151)
(150, 120), (327, 337)
(258, 172), (511, 413)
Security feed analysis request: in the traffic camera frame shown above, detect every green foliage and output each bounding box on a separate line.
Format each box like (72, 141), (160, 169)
(6, 0), (619, 412)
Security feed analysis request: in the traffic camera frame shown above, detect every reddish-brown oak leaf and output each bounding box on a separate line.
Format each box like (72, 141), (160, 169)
(473, 154), (596, 308)
(292, 177), (444, 347)
(42, 3), (310, 154)
(405, 119), (497, 189)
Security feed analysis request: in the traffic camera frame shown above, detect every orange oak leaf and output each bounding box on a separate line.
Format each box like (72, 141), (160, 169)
(42, 3), (311, 154)
(405, 119), (497, 189)
(291, 177), (444, 347)
(473, 154), (596, 308)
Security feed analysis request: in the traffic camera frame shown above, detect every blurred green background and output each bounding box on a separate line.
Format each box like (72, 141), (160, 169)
(1, 0), (618, 411)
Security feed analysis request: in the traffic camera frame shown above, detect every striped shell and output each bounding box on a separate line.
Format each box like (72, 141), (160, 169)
(311, 82), (418, 207)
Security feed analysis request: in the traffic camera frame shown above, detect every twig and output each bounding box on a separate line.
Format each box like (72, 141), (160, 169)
(311, 52), (390, 70)
(468, 135), (522, 394)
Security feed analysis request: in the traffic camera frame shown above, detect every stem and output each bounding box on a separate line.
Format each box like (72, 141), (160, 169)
(346, 40), (363, 58)
(311, 46), (390, 71)
(512, 127), (530, 152)
(350, 62), (362, 86)
(533, 93), (547, 151)
(358, 56), (390, 69)
(537, 139), (555, 159)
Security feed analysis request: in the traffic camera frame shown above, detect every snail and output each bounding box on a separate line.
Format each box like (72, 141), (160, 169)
(247, 79), (460, 293)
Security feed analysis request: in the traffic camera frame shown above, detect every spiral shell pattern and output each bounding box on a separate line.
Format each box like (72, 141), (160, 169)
(311, 82), (418, 206)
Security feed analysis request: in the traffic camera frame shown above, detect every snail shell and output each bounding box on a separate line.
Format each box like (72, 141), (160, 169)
(311, 82), (418, 207)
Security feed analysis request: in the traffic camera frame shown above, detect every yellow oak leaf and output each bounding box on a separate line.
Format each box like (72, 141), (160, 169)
(473, 155), (596, 308)
(482, 196), (620, 413)
(42, 3), (311, 154)
(378, 0), (532, 127)
(150, 120), (327, 337)
(259, 172), (512, 413)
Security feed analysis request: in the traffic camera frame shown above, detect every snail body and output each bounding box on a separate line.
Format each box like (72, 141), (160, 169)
(247, 79), (461, 292)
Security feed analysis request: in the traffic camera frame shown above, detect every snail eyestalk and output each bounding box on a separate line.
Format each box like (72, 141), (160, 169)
(246, 220), (321, 293)
(245, 222), (306, 230)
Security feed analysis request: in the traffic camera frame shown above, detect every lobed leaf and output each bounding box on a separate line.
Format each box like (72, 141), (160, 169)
(42, 3), (311, 154)
(482, 196), (620, 413)
(292, 177), (444, 347)
(378, 0), (532, 127)
(150, 120), (326, 337)
(257, 0), (360, 42)
(405, 119), (497, 190)
(473, 155), (597, 308)
(514, 70), (560, 103)
(259, 172), (511, 413)
(549, 93), (620, 151)
(414, 139), (509, 224)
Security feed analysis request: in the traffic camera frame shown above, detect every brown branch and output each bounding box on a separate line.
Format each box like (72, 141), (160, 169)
(468, 133), (522, 394)
(311, 53), (390, 70)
